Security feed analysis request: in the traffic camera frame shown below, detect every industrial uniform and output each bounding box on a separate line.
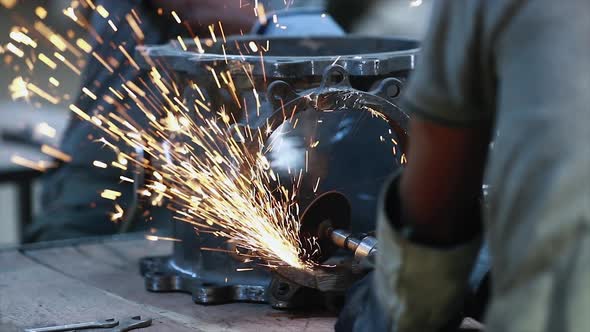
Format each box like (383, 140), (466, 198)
(352, 0), (590, 330)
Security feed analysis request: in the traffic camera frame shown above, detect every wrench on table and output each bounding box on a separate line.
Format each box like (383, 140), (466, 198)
(24, 316), (151, 332)
(110, 316), (152, 332)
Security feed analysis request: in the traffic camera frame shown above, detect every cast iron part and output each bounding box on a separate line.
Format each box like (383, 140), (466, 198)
(138, 35), (417, 309)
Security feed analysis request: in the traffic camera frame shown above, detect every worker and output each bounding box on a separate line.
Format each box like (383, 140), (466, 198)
(336, 0), (590, 331)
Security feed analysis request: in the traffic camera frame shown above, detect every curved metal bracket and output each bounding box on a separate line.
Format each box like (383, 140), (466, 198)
(267, 80), (300, 111)
(249, 68), (409, 155)
(371, 77), (404, 102)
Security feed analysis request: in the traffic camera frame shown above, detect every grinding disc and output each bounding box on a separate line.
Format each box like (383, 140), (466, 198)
(299, 191), (351, 262)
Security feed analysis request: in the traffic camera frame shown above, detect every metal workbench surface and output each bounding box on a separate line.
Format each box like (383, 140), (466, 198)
(0, 234), (335, 331)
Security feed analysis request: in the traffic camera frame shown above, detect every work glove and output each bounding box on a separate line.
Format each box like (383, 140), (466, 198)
(336, 172), (482, 332)
(335, 272), (389, 331)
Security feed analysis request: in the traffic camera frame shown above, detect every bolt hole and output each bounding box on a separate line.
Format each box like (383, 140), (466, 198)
(329, 71), (345, 85)
(386, 84), (400, 99)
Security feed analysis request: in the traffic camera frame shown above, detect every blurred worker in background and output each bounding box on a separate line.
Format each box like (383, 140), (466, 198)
(25, 0), (261, 242)
(336, 0), (590, 331)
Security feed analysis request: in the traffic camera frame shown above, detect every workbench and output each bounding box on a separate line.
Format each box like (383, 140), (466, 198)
(0, 234), (484, 331)
(0, 234), (335, 331)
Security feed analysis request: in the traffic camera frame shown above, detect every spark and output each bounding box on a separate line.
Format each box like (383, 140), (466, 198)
(110, 204), (124, 221)
(82, 87), (97, 100)
(145, 235), (182, 242)
(93, 160), (108, 168)
(313, 177), (321, 193)
(96, 5), (110, 18)
(10, 155), (47, 172)
(35, 6), (47, 19)
(92, 51), (114, 73)
(100, 189), (122, 200)
(38, 53), (56, 69)
(248, 41), (258, 52)
(208, 24), (217, 43)
(9, 76), (29, 100)
(120, 175), (134, 183)
(76, 38), (92, 53)
(193, 36), (204, 54)
(176, 36), (187, 51)
(36, 122), (56, 138)
(0, 0), (16, 9)
(218, 21), (227, 43)
(69, 104), (90, 121)
(256, 3), (268, 25)
(171, 11), (181, 24)
(26, 83), (60, 104)
(125, 13), (144, 40)
(2, 1), (320, 270)
(9, 31), (37, 48)
(6, 43), (24, 57)
(63, 7), (78, 22)
(107, 20), (118, 32)
(41, 144), (72, 162)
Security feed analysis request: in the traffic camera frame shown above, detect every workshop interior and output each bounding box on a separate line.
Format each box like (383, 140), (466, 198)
(1, 0), (588, 331)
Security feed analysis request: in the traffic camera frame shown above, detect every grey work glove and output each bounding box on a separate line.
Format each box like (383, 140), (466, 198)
(336, 172), (482, 332)
(335, 272), (389, 331)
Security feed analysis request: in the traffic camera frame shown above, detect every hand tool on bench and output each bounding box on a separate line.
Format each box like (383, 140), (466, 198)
(24, 316), (151, 332)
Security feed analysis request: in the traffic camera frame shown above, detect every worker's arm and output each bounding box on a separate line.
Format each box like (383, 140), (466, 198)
(336, 119), (490, 332)
(336, 1), (494, 331)
(399, 117), (490, 246)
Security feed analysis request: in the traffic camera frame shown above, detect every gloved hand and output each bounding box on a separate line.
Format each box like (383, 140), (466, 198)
(335, 272), (389, 332)
(336, 172), (482, 332)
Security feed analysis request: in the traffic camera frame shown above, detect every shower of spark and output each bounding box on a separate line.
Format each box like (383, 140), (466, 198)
(1, 0), (318, 269)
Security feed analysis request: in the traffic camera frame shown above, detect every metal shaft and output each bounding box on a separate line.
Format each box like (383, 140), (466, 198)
(327, 228), (377, 259)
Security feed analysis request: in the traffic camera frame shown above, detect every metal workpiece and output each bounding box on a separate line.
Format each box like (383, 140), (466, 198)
(330, 229), (352, 249)
(136, 36), (418, 78)
(353, 234), (378, 260)
(138, 35), (417, 310)
(329, 229), (377, 260)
